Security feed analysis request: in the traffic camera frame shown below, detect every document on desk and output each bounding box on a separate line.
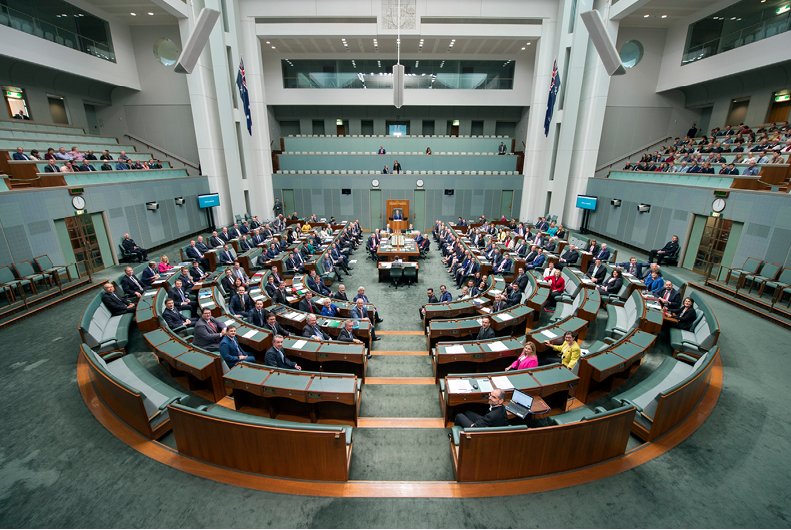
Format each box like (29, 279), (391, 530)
(494, 313), (514, 322)
(292, 313), (307, 321)
(445, 345), (467, 354)
(292, 340), (307, 349)
(224, 320), (234, 327)
(448, 379), (474, 393)
(487, 341), (509, 352)
(491, 376), (514, 390)
(242, 329), (258, 339)
(542, 330), (558, 339)
(477, 379), (494, 393)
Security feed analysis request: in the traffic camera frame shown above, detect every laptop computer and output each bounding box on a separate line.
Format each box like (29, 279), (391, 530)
(504, 389), (534, 419)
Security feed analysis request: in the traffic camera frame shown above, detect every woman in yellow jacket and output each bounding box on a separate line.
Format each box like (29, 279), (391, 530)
(542, 331), (581, 370)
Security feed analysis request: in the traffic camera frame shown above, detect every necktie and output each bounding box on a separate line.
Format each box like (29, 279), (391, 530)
(196, 267), (203, 276)
(664, 290), (671, 301)
(240, 296), (245, 311)
(308, 303), (314, 313)
(208, 320), (217, 332)
(113, 293), (122, 303)
(279, 349), (285, 362)
(234, 339), (241, 355)
(131, 276), (141, 290)
(177, 289), (183, 302)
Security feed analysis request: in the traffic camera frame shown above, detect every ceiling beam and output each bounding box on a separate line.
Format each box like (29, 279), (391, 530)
(608, 0), (653, 21)
(150, 0), (189, 19)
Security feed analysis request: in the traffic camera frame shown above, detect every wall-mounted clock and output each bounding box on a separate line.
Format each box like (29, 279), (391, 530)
(416, 179), (424, 187)
(712, 198), (726, 212)
(72, 195), (86, 210)
(372, 179), (380, 187)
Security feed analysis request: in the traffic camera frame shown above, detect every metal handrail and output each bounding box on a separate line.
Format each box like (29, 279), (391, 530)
(123, 134), (200, 170)
(595, 136), (672, 173)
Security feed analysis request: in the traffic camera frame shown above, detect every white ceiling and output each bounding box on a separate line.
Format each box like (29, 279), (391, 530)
(619, 0), (724, 27)
(259, 36), (536, 56)
(80, 0), (179, 25)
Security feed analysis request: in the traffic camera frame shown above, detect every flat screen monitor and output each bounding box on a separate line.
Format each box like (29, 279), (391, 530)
(198, 193), (220, 208)
(576, 195), (597, 210)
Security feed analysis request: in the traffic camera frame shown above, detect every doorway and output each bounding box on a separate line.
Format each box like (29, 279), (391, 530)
(697, 106), (713, 135)
(84, 104), (101, 135)
(4, 87), (31, 119)
(370, 189), (382, 230)
(767, 94), (791, 124)
(48, 96), (70, 124)
(55, 214), (106, 275)
(500, 190), (514, 219)
(413, 189), (425, 232)
(726, 98), (750, 127)
(684, 215), (743, 279)
(281, 189), (294, 217)
(447, 121), (459, 137)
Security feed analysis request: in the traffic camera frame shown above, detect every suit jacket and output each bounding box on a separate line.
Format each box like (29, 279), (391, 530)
(229, 293), (253, 315)
(219, 250), (235, 265)
(439, 292), (453, 303)
(196, 241), (210, 253)
(337, 328), (357, 342)
(298, 298), (320, 314)
(477, 327), (496, 340)
(12, 152), (30, 160)
(586, 263), (607, 283)
(246, 307), (267, 327)
(44, 164), (60, 172)
(426, 294), (439, 304)
(513, 273), (528, 292)
(470, 405), (507, 428)
(586, 244), (601, 255)
(560, 250), (579, 265)
(393, 211), (403, 220)
(491, 301), (506, 313)
(350, 306), (370, 321)
(302, 323), (330, 340)
(141, 267), (158, 288)
(657, 288), (682, 311)
(101, 292), (131, 316)
(307, 276), (330, 295)
(176, 274), (194, 292)
(210, 236), (225, 248)
(659, 240), (680, 254)
(231, 268), (249, 285)
(272, 289), (288, 305)
(333, 291), (348, 301)
(220, 276), (236, 295)
(219, 232), (232, 242)
(189, 266), (207, 281)
(192, 317), (226, 351)
(593, 248), (610, 262)
(496, 258), (512, 274)
(617, 261), (645, 278)
(238, 238), (252, 252)
(524, 251), (538, 264)
(673, 306), (697, 330)
(122, 239), (140, 253)
(527, 254), (546, 269)
(264, 282), (277, 298)
(219, 336), (251, 369)
(262, 320), (289, 337)
(168, 287), (192, 307)
(264, 347), (298, 369)
(544, 242), (557, 253)
(163, 307), (189, 329)
(506, 288), (522, 306)
(120, 274), (145, 297)
(600, 276), (623, 294)
(186, 246), (204, 260)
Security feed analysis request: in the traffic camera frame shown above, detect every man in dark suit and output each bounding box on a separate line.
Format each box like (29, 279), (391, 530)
(491, 293), (506, 313)
(141, 261), (160, 288)
(272, 282), (289, 305)
(189, 261), (209, 282)
(168, 279), (198, 317)
(209, 231), (225, 248)
(262, 313), (289, 337)
(513, 239), (527, 258)
(593, 244), (610, 262)
(525, 252), (545, 271)
(298, 292), (321, 314)
(453, 388), (507, 428)
(101, 283), (135, 315)
(494, 254), (513, 275)
(302, 314), (330, 340)
(351, 298), (379, 341)
(513, 268), (528, 292)
(333, 284), (349, 302)
(246, 299), (267, 327)
(505, 283), (522, 307)
(586, 258), (607, 284)
(229, 224), (243, 239)
(237, 236), (252, 252)
(219, 227), (233, 242)
(556, 244), (579, 270)
(162, 298), (194, 330)
(617, 257), (644, 278)
(229, 287), (253, 317)
(195, 236), (210, 253)
(120, 266), (145, 300)
(218, 245), (235, 266)
(44, 160), (60, 172)
(307, 271), (331, 296)
(78, 161), (96, 171)
(419, 288), (439, 319)
(270, 267), (284, 286)
(393, 209), (403, 221)
(477, 317), (496, 340)
(266, 243), (281, 260)
(12, 147), (31, 160)
(122, 233), (147, 262)
(263, 276), (278, 298)
(655, 281), (682, 312)
(523, 245), (539, 265)
(185, 240), (210, 271)
(176, 267), (194, 292)
(192, 308), (226, 351)
(219, 326), (256, 368)
(648, 236), (680, 265)
(264, 335), (301, 370)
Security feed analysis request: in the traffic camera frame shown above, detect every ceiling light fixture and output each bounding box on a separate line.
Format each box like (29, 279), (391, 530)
(130, 12), (136, 16)
(643, 14), (650, 17)
(521, 47), (526, 50)
(148, 12), (154, 15)
(271, 46), (276, 49)
(661, 14), (667, 18)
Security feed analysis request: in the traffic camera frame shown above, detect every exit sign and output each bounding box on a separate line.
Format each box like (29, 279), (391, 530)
(6, 91), (21, 98)
(69, 188), (85, 195)
(775, 94), (790, 102)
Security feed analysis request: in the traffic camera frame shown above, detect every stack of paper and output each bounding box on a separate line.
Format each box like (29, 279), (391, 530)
(242, 329), (258, 339)
(494, 313), (514, 322)
(491, 376), (514, 390)
(292, 340), (307, 349)
(487, 341), (508, 352)
(542, 330), (558, 339)
(477, 379), (494, 393)
(445, 345), (466, 354)
(447, 379), (473, 393)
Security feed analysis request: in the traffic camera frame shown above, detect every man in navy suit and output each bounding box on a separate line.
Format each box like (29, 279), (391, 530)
(219, 227), (233, 242)
(120, 266), (145, 300)
(44, 160), (60, 172)
(393, 209), (403, 221)
(593, 244), (610, 263)
(101, 283), (135, 315)
(219, 326), (256, 368)
(79, 161), (96, 171)
(229, 287), (253, 317)
(617, 257), (644, 278)
(438, 284), (453, 303)
(218, 244), (235, 266)
(195, 236), (210, 253)
(141, 261), (160, 289)
(246, 299), (267, 327)
(586, 259), (607, 284)
(186, 240), (210, 270)
(264, 335), (300, 370)
(209, 231), (225, 248)
(237, 236), (252, 252)
(189, 261), (209, 282)
(122, 234), (147, 262)
(162, 298), (193, 330)
(168, 279), (198, 317)
(12, 147), (30, 160)
(525, 252), (546, 271)
(494, 254), (513, 275)
(307, 270), (331, 296)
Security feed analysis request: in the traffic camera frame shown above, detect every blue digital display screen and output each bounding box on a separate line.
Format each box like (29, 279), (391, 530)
(198, 193), (220, 208)
(576, 195), (597, 210)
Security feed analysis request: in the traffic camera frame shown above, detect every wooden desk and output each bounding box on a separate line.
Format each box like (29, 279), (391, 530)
(432, 335), (526, 382)
(377, 239), (420, 261)
(143, 328), (226, 402)
(135, 289), (161, 333)
(427, 304), (535, 349)
(224, 363), (360, 426)
(442, 364), (577, 425)
(377, 261), (419, 283)
(280, 336), (368, 383)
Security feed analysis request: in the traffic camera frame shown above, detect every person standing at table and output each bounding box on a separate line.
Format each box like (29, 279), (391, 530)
(272, 198), (283, 218)
(506, 342), (539, 371)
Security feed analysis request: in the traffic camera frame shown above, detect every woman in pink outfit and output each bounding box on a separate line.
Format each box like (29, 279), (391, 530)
(158, 255), (173, 273)
(506, 342), (539, 371)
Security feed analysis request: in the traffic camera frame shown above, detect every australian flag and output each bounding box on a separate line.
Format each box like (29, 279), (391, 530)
(236, 57), (252, 135)
(544, 60), (561, 136)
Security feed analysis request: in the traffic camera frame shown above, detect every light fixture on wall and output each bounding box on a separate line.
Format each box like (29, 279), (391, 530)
(638, 204), (650, 213)
(611, 199), (622, 207)
(175, 197), (185, 206)
(146, 202), (160, 211)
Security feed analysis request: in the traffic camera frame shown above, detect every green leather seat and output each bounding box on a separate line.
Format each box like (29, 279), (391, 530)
(551, 403), (636, 425)
(668, 292), (719, 358)
(79, 293), (134, 354)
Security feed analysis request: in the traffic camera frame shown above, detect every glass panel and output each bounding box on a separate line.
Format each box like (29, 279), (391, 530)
(282, 59), (515, 89)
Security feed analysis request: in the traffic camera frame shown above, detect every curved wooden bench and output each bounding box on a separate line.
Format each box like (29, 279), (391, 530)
(79, 291), (134, 356)
(669, 291), (720, 360)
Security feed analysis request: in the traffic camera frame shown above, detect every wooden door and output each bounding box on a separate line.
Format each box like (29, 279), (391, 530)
(767, 100), (791, 124)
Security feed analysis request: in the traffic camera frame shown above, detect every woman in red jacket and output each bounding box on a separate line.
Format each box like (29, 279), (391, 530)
(506, 342), (539, 371)
(544, 268), (565, 312)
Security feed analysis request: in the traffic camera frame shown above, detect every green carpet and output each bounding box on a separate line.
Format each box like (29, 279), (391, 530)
(367, 355), (433, 377)
(1, 230), (790, 527)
